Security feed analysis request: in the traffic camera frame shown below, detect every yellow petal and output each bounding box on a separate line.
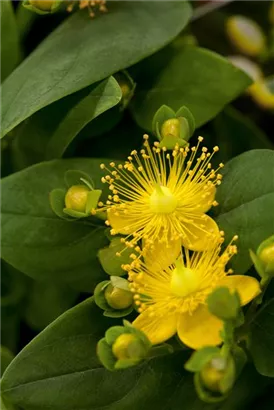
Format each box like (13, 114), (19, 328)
(196, 185), (216, 213)
(177, 305), (223, 349)
(133, 310), (177, 345)
(143, 236), (181, 270)
(181, 215), (220, 251)
(107, 207), (133, 235)
(219, 275), (261, 306)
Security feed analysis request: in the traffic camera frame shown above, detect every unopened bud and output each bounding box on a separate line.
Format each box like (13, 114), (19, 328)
(226, 15), (266, 57)
(259, 245), (274, 267)
(104, 284), (133, 310)
(161, 118), (181, 139)
(65, 185), (90, 213)
(29, 0), (56, 11)
(257, 235), (274, 274)
(112, 333), (142, 360)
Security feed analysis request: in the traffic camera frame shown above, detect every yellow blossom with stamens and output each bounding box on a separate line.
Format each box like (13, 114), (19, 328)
(97, 136), (222, 253)
(129, 237), (260, 349)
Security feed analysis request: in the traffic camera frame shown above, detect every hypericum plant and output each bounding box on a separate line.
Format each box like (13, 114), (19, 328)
(1, 2), (274, 410)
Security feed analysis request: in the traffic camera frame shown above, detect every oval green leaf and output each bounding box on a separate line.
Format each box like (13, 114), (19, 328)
(1, 1), (192, 137)
(214, 149), (274, 274)
(131, 46), (251, 130)
(1, 298), (271, 410)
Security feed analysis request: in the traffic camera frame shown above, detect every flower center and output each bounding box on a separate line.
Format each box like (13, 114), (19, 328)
(149, 185), (177, 214)
(170, 260), (200, 297)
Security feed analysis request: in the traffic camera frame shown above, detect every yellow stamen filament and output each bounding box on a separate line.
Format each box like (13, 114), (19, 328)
(97, 136), (223, 252)
(129, 237), (238, 317)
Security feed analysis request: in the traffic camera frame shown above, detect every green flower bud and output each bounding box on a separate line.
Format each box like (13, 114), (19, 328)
(200, 355), (235, 394)
(64, 185), (90, 213)
(161, 118), (181, 139)
(257, 235), (274, 274)
(29, 0), (57, 11)
(104, 283), (133, 310)
(112, 333), (146, 360)
(259, 245), (274, 266)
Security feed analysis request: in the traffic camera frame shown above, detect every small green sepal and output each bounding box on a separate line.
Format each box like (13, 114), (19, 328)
(49, 189), (70, 220)
(185, 346), (221, 372)
(152, 105), (176, 138)
(249, 249), (267, 280)
(207, 287), (241, 321)
(98, 237), (134, 276)
(85, 190), (102, 214)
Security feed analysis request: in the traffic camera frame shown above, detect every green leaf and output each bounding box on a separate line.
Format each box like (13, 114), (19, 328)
(49, 189), (68, 219)
(215, 149), (274, 274)
(249, 298), (274, 377)
(1, 1), (192, 137)
(23, 281), (79, 331)
(45, 78), (122, 160)
(11, 78), (121, 169)
(0, 0), (21, 82)
(94, 280), (110, 311)
(1, 298), (271, 410)
(1, 158), (110, 290)
(210, 106), (273, 164)
(131, 46), (251, 131)
(1, 346), (14, 377)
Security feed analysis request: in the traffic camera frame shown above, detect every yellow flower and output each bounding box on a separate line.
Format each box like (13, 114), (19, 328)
(129, 237), (260, 350)
(98, 136), (223, 253)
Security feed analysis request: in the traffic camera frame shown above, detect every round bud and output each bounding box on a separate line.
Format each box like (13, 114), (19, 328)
(161, 119), (181, 139)
(65, 185), (90, 213)
(104, 284), (133, 310)
(259, 244), (274, 268)
(200, 357), (227, 393)
(29, 0), (55, 11)
(112, 333), (139, 360)
(120, 83), (131, 100)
